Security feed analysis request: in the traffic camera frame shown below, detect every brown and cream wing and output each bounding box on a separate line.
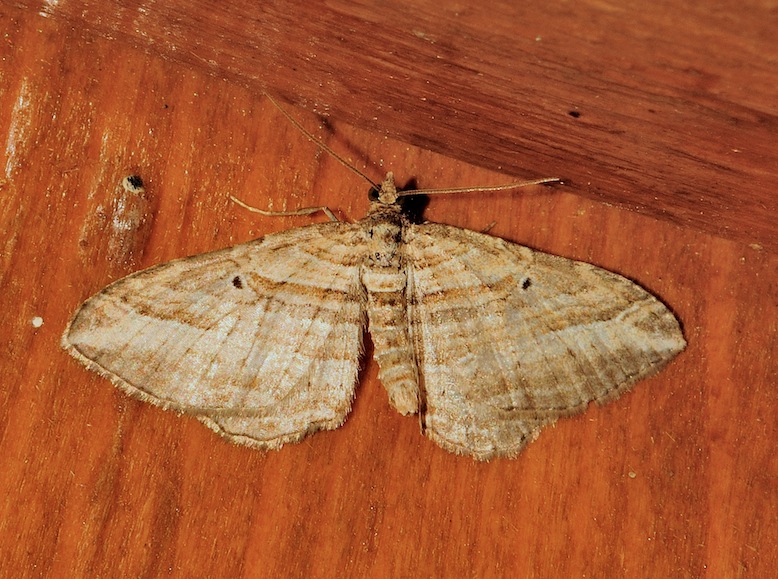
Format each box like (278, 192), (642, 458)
(405, 223), (686, 460)
(63, 222), (368, 449)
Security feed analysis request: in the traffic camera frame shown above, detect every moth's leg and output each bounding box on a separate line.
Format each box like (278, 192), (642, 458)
(229, 195), (339, 222)
(480, 221), (497, 234)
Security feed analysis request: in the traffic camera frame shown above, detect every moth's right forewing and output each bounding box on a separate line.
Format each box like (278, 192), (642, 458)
(63, 222), (370, 448)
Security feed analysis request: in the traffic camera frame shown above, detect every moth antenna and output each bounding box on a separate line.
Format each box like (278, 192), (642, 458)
(396, 176), (562, 197)
(266, 94), (560, 198)
(265, 93), (379, 190)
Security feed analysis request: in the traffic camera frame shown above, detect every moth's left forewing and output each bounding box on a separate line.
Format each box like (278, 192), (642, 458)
(501, 247), (687, 411)
(405, 222), (685, 460)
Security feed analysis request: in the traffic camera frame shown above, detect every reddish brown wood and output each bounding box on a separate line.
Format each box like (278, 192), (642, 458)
(1, 2), (776, 577)
(17, 0), (778, 254)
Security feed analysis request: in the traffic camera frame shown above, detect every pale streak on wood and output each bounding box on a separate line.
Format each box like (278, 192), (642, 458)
(63, 173), (685, 460)
(78, 175), (155, 273)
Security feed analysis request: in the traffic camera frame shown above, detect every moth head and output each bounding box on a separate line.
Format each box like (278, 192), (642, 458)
(369, 172), (399, 205)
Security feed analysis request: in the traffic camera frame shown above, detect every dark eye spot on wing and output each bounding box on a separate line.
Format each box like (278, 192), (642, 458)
(232, 276), (243, 289)
(522, 278), (532, 290)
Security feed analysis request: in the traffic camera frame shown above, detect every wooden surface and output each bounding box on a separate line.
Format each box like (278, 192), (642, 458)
(22, 0), (778, 254)
(1, 1), (776, 577)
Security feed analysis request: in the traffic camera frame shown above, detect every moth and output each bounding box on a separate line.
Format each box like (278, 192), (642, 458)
(63, 100), (685, 460)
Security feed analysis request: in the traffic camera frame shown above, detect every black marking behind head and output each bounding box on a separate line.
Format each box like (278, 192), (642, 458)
(399, 193), (429, 224)
(397, 177), (431, 223)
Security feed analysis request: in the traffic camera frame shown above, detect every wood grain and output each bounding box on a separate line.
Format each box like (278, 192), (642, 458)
(1, 1), (776, 577)
(20, 0), (778, 254)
